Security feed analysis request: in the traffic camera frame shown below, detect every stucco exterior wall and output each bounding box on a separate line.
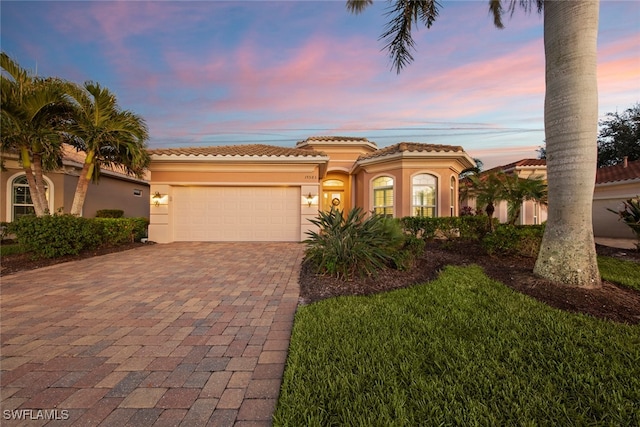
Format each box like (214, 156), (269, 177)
(1, 158), (149, 222)
(593, 180), (639, 239)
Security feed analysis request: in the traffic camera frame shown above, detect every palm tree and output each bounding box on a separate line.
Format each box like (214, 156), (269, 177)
(1, 53), (69, 216)
(347, 0), (601, 287)
(64, 82), (150, 216)
(501, 174), (547, 225)
(460, 172), (505, 231)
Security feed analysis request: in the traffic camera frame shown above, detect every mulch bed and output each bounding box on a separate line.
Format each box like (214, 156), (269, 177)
(299, 240), (640, 325)
(3, 240), (639, 325)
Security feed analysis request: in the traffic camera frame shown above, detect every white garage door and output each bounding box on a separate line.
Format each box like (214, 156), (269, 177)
(172, 186), (300, 241)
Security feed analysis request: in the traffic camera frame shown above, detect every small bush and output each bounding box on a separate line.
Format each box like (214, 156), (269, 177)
(94, 217), (148, 244)
(305, 208), (406, 279)
(12, 214), (102, 258)
(95, 209), (124, 218)
(608, 197), (640, 250)
(482, 224), (545, 257)
(399, 216), (489, 241)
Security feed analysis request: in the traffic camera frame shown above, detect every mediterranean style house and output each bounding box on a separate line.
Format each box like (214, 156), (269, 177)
(1, 145), (150, 222)
(147, 136), (475, 243)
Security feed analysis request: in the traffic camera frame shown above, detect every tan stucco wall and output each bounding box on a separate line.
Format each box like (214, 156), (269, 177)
(354, 158), (465, 218)
(593, 180), (639, 239)
(1, 159), (149, 222)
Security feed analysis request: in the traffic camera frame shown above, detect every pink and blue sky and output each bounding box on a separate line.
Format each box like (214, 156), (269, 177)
(2, 0), (639, 168)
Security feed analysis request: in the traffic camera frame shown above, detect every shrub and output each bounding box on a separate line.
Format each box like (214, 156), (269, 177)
(94, 217), (148, 244)
(304, 208), (406, 279)
(12, 214), (102, 258)
(399, 216), (489, 241)
(482, 224), (545, 257)
(95, 209), (124, 218)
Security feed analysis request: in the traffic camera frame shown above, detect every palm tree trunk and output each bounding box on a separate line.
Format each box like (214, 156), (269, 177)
(70, 153), (94, 216)
(32, 153), (50, 215)
(534, 0), (601, 287)
(20, 147), (45, 217)
(486, 202), (495, 231)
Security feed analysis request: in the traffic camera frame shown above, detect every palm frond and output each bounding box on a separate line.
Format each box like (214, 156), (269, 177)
(346, 0), (373, 14)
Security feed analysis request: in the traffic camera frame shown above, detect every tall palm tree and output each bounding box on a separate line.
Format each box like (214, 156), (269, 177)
(347, 0), (601, 287)
(501, 174), (547, 225)
(64, 82), (150, 216)
(1, 53), (69, 216)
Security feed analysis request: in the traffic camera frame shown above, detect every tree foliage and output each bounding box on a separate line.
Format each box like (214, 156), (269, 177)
(597, 103), (640, 167)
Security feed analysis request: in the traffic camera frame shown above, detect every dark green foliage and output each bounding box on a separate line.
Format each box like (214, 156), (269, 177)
(95, 209), (124, 218)
(95, 217), (148, 244)
(400, 216), (489, 241)
(0, 221), (11, 241)
(11, 214), (102, 258)
(304, 208), (406, 279)
(482, 224), (545, 257)
(10, 215), (148, 258)
(597, 103), (640, 167)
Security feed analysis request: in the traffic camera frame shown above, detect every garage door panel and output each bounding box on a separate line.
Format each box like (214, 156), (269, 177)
(173, 186), (300, 241)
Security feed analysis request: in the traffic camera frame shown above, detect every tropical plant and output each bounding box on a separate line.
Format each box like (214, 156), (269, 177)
(304, 207), (406, 279)
(0, 52), (71, 216)
(460, 172), (506, 232)
(608, 197), (640, 250)
(501, 174), (547, 225)
(64, 81), (150, 216)
(347, 0), (601, 287)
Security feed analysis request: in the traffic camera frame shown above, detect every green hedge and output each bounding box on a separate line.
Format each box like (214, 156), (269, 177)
(481, 224), (545, 257)
(95, 209), (124, 218)
(10, 215), (149, 259)
(400, 216), (490, 241)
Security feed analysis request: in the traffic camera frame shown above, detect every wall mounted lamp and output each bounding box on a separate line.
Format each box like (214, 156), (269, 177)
(306, 192), (315, 207)
(151, 191), (168, 207)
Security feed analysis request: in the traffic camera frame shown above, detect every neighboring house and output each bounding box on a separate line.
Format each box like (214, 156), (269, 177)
(147, 137), (475, 243)
(593, 158), (640, 239)
(1, 145), (150, 222)
(461, 159), (548, 225)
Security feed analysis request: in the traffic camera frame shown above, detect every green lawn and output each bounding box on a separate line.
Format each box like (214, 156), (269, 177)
(274, 265), (640, 426)
(598, 256), (640, 291)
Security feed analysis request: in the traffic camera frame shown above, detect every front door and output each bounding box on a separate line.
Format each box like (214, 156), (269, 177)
(322, 190), (344, 212)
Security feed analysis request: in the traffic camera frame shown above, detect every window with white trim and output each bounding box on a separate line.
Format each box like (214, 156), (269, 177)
(450, 176), (456, 216)
(412, 174), (437, 217)
(12, 175), (49, 220)
(373, 176), (394, 217)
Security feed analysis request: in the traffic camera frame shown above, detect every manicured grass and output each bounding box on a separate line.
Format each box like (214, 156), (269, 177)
(274, 265), (640, 426)
(598, 256), (640, 291)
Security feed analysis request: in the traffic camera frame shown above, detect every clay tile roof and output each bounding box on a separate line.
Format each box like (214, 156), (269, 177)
(148, 144), (326, 158)
(300, 136), (374, 143)
(483, 158), (546, 175)
(357, 142), (465, 161)
(596, 159), (640, 184)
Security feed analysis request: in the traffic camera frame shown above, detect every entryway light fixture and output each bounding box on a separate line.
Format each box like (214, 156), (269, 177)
(306, 192), (315, 207)
(151, 191), (168, 206)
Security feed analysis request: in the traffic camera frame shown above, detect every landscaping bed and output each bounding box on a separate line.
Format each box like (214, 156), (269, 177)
(300, 240), (640, 324)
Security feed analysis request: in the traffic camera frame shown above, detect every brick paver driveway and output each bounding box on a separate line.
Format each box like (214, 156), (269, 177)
(1, 242), (304, 426)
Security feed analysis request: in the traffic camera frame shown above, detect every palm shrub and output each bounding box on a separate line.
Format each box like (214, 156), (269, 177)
(304, 207), (406, 279)
(608, 197), (640, 250)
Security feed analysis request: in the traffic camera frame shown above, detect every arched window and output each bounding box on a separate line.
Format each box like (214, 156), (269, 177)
(373, 176), (393, 217)
(412, 174), (437, 217)
(11, 175), (49, 220)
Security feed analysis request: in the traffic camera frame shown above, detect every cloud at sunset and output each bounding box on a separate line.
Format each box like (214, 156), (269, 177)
(2, 0), (637, 167)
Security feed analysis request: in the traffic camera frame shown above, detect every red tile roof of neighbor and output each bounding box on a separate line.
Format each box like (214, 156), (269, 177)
(596, 159), (640, 184)
(357, 142), (466, 160)
(148, 144), (327, 158)
(483, 158), (547, 174)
